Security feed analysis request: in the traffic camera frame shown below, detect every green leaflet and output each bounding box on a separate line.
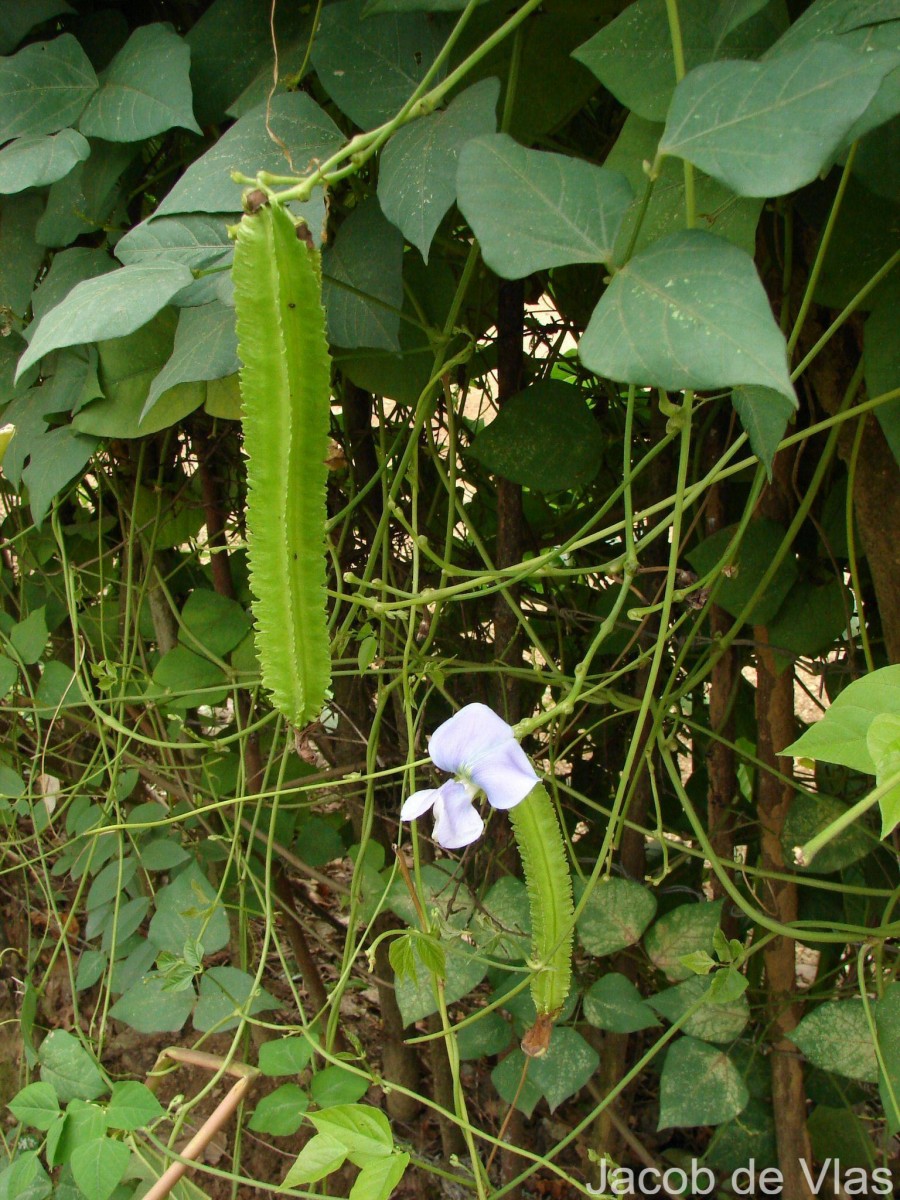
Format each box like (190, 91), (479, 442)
(232, 203), (332, 727)
(508, 783), (574, 1023)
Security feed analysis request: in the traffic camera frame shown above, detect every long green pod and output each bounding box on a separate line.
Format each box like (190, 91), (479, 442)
(232, 201), (332, 727)
(508, 782), (574, 1052)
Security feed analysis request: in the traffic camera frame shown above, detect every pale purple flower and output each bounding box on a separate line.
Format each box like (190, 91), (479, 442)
(401, 703), (539, 849)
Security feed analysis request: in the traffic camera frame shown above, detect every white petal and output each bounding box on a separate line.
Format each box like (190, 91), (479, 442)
(428, 703), (515, 774)
(400, 788), (438, 821)
(469, 738), (538, 810)
(431, 780), (484, 849)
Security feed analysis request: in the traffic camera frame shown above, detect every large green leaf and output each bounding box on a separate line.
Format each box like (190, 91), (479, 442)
(766, 0), (900, 142)
(248, 1083), (309, 1136)
(148, 862), (230, 954)
(604, 114), (763, 265)
(151, 645), (228, 708)
(583, 973), (660, 1034)
(864, 278), (900, 468)
(186, 0), (312, 126)
(783, 664), (900, 774)
(108, 973), (195, 1033)
(0, 193), (45, 317)
(378, 78), (499, 261)
(572, 0), (784, 122)
(78, 23), (201, 142)
(34, 140), (135, 247)
(73, 308), (205, 437)
(17, 263), (193, 380)
(0, 3), (74, 56)
(650, 975), (750, 1043)
(659, 43), (896, 198)
(468, 379), (604, 492)
(311, 0), (448, 129)
(105, 1081), (165, 1132)
(686, 518), (799, 627)
(781, 793), (875, 875)
(22, 425), (98, 528)
(339, 253), (465, 404)
(0, 130), (89, 194)
(116, 213), (234, 306)
(145, 301), (238, 416)
(579, 230), (796, 402)
(876, 981), (900, 1135)
(154, 94), (343, 218)
(658, 1037), (749, 1128)
(38, 1030), (106, 1103)
(365, 0), (491, 9)
(394, 939), (486, 1025)
(767, 578), (849, 670)
(491, 1027), (599, 1116)
(789, 1000), (879, 1082)
(70, 1138), (130, 1200)
(180, 589), (250, 658)
(116, 214), (233, 272)
(193, 965), (280, 1032)
(0, 34), (97, 138)
(323, 198), (404, 351)
(576, 876), (658, 957)
(457, 134), (632, 279)
(449, 0), (613, 142)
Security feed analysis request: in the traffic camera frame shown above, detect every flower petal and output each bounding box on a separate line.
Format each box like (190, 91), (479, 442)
(468, 739), (539, 810)
(428, 703), (515, 774)
(431, 779), (484, 849)
(400, 788), (438, 821)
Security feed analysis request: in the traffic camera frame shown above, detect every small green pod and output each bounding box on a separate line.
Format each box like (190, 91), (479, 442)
(508, 782), (574, 1040)
(232, 202), (332, 727)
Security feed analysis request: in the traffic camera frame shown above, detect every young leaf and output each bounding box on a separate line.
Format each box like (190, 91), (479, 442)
(309, 1103), (393, 1161)
(644, 899), (724, 982)
(348, 1153), (410, 1200)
